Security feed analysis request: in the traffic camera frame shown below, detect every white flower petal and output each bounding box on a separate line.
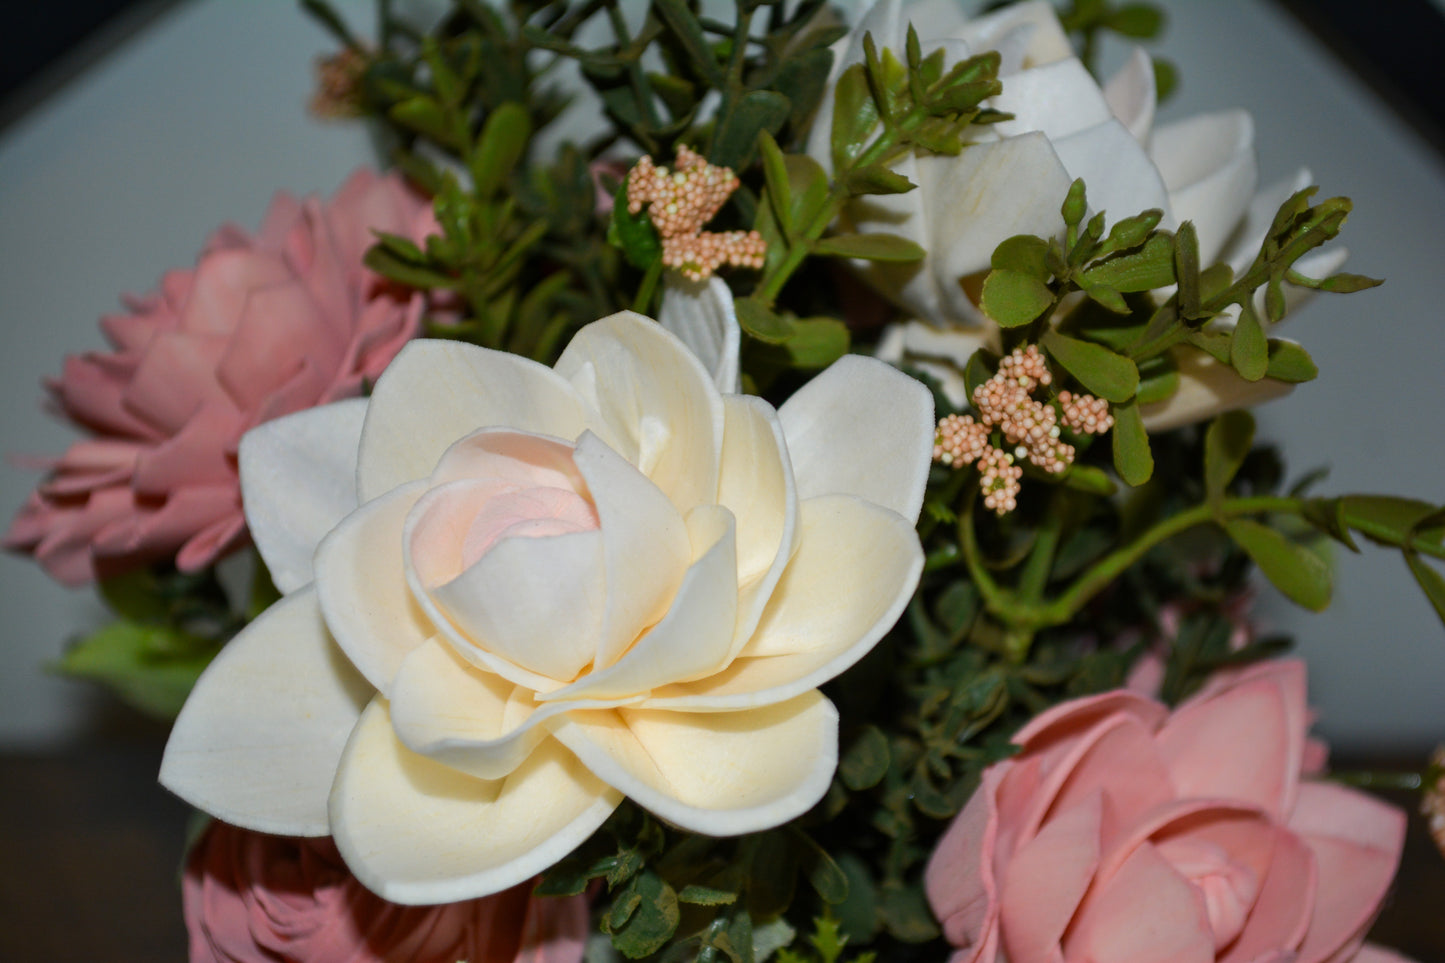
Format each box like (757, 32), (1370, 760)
(424, 519), (605, 683)
(717, 396), (798, 655)
(389, 636), (642, 780)
(956, 0), (1074, 68)
(778, 355), (934, 522)
(1053, 118), (1173, 228)
(357, 340), (591, 503)
(573, 431), (691, 669)
(1153, 111), (1258, 265)
(160, 587), (370, 835)
(1104, 47), (1156, 142)
(239, 398), (367, 593)
(658, 276), (740, 394)
(1139, 345), (1294, 432)
(645, 494), (922, 710)
(314, 481), (433, 694)
(428, 427), (589, 492)
(553, 691), (838, 835)
(875, 322), (992, 410)
(555, 311), (724, 516)
(992, 58), (1113, 141)
(545, 505), (738, 702)
(330, 698), (620, 905)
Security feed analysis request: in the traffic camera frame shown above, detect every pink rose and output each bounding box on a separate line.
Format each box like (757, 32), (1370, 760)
(184, 821), (588, 963)
(6, 168), (435, 585)
(926, 660), (1411, 963)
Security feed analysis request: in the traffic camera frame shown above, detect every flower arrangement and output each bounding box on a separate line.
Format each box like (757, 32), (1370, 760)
(7, 0), (1443, 961)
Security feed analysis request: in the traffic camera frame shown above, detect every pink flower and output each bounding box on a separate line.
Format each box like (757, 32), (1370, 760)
(183, 821), (589, 963)
(6, 168), (435, 585)
(926, 660), (1411, 963)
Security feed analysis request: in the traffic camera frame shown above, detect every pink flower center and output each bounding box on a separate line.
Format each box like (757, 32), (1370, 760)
(1156, 837), (1260, 950)
(460, 486), (599, 567)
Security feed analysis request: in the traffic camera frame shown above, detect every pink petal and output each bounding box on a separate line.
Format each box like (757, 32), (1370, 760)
(1347, 944), (1419, 963)
(1219, 828), (1316, 963)
(131, 403), (243, 497)
(121, 330), (232, 435)
(215, 280), (340, 411)
(926, 767), (1003, 955)
(1064, 840), (1214, 963)
(177, 247), (293, 335)
(999, 791), (1103, 963)
(176, 513), (249, 573)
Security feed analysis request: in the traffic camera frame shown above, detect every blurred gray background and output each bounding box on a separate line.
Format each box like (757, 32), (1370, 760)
(1, 0), (1443, 753)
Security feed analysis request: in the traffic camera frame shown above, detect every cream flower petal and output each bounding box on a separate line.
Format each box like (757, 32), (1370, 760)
(314, 480), (433, 694)
(1104, 47), (1156, 142)
(356, 340), (591, 503)
(992, 58), (1113, 141)
(544, 505), (738, 702)
(330, 698), (621, 905)
(573, 431), (691, 669)
(1052, 118), (1173, 229)
(956, 0), (1074, 67)
(658, 276), (740, 394)
(160, 587), (370, 835)
(778, 355), (934, 522)
(389, 636), (643, 780)
(875, 321), (993, 410)
(1152, 111), (1258, 266)
(424, 522), (606, 684)
(554, 311), (724, 516)
(718, 396), (798, 656)
(428, 427), (588, 492)
(553, 691), (838, 835)
(1138, 345), (1294, 432)
(239, 398), (367, 593)
(645, 494), (922, 710)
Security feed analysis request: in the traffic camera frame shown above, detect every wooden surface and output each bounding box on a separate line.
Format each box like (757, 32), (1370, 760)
(1, 723), (1442, 962)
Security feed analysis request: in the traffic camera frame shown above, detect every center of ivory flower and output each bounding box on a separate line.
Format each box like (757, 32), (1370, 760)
(459, 486), (600, 567)
(1155, 837), (1260, 950)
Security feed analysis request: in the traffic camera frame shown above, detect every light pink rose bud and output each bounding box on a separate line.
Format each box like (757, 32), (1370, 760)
(183, 822), (589, 963)
(6, 168), (436, 585)
(926, 659), (1413, 963)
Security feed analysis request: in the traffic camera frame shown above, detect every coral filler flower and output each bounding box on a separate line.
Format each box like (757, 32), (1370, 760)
(161, 305), (934, 904)
(184, 821), (587, 963)
(810, 0), (1344, 430)
(5, 169), (435, 584)
(925, 660), (1411, 963)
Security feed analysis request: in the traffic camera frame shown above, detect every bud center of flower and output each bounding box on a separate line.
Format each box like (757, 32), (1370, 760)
(1156, 838), (1260, 950)
(460, 486), (600, 567)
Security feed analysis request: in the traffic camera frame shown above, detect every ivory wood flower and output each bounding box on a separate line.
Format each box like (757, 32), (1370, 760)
(815, 0), (1344, 429)
(161, 303), (934, 905)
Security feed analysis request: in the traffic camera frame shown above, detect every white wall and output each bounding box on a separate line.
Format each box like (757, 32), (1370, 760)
(1, 0), (1441, 750)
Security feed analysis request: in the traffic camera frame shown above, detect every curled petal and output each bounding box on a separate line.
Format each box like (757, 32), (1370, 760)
(658, 275), (740, 394)
(553, 690), (838, 835)
(330, 698), (621, 905)
(160, 588), (370, 835)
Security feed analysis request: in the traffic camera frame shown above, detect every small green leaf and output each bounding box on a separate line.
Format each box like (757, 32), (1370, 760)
(814, 232), (925, 262)
(1264, 339), (1317, 383)
(54, 621), (221, 719)
(1041, 330), (1139, 402)
(678, 884), (739, 907)
(1339, 496), (1442, 548)
(842, 164), (915, 196)
(1204, 410), (1255, 504)
(1225, 519), (1331, 611)
(1406, 553), (1445, 625)
(785, 153), (831, 230)
(1152, 57), (1178, 101)
(1230, 302), (1268, 381)
(1080, 233), (1175, 292)
(1080, 280), (1127, 314)
(1174, 221), (1201, 317)
(1108, 4), (1165, 37)
(757, 130), (794, 237)
(609, 179), (663, 270)
(1096, 209), (1164, 258)
(1135, 353), (1179, 404)
(1061, 178), (1087, 228)
(831, 65), (879, 171)
(388, 96), (456, 146)
(1062, 464), (1117, 495)
(470, 102), (531, 198)
(713, 90), (791, 170)
(1301, 497), (1360, 552)
(735, 296), (795, 344)
(363, 245), (457, 290)
(981, 270), (1053, 327)
(779, 318), (850, 368)
(653, 0), (725, 86)
(608, 872), (681, 959)
(839, 725), (890, 791)
(776, 46), (834, 134)
(793, 830), (850, 904)
(1111, 399), (1153, 486)
(990, 235), (1050, 279)
(1285, 270), (1383, 294)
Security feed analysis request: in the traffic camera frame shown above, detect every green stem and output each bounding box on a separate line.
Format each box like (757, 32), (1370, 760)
(957, 493), (1011, 617)
(1040, 495), (1301, 625)
(1332, 770), (1424, 792)
(1017, 489), (1068, 603)
(632, 258), (663, 314)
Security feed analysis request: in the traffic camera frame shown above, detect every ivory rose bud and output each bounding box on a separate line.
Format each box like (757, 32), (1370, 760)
(161, 292), (934, 904)
(810, 0), (1344, 429)
(184, 821), (587, 963)
(925, 660), (1411, 963)
(5, 169), (435, 584)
